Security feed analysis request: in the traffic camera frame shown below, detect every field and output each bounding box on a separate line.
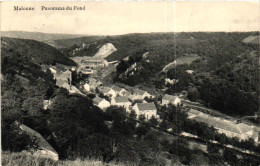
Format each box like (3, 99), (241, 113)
(1, 152), (128, 166)
(163, 54), (201, 71)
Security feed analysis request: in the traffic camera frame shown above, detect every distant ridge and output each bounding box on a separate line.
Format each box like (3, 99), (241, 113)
(1, 31), (86, 42)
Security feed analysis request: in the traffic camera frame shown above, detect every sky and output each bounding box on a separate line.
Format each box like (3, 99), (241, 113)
(1, 1), (259, 35)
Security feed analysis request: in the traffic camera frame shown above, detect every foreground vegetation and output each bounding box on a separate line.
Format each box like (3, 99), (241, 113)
(2, 151), (126, 166)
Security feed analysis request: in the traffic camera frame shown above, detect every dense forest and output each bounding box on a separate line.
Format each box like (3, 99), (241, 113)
(112, 32), (259, 116)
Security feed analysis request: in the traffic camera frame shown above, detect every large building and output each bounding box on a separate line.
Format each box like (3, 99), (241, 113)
(188, 109), (260, 143)
(71, 56), (109, 68)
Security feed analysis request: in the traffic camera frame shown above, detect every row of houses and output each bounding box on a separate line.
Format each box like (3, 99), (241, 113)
(91, 84), (181, 120)
(188, 109), (260, 144)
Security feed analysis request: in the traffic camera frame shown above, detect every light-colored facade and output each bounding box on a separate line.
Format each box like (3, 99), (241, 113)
(83, 83), (90, 92)
(133, 102), (157, 119)
(93, 96), (110, 110)
(188, 109), (260, 143)
(162, 94), (181, 106)
(71, 56), (109, 68)
(43, 100), (53, 110)
(111, 97), (131, 112)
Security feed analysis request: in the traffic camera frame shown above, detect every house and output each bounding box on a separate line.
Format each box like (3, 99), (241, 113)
(77, 67), (93, 75)
(133, 102), (157, 119)
(111, 96), (131, 112)
(186, 70), (194, 74)
(111, 85), (128, 96)
(132, 89), (153, 100)
(13, 121), (59, 161)
(98, 86), (117, 97)
(188, 111), (260, 143)
(43, 100), (53, 110)
(162, 94), (181, 106)
(89, 78), (102, 91)
(55, 69), (72, 86)
(165, 78), (179, 85)
(93, 96), (110, 110)
(83, 83), (90, 92)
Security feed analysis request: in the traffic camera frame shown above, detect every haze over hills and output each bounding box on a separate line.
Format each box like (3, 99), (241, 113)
(1, 31), (87, 42)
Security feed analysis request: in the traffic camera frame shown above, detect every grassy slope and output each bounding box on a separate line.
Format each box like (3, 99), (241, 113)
(2, 152), (127, 166)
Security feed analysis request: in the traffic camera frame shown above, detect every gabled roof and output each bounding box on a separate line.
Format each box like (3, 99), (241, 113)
(111, 85), (124, 92)
(191, 116), (241, 134)
(189, 109), (201, 115)
(237, 123), (253, 134)
(133, 89), (147, 95)
(162, 94), (178, 101)
(136, 103), (157, 111)
(93, 96), (105, 104)
(98, 87), (113, 94)
(114, 96), (130, 103)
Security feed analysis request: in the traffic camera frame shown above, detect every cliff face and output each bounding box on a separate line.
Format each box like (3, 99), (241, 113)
(94, 43), (117, 58)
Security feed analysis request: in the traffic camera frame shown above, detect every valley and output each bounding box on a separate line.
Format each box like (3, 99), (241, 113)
(1, 32), (260, 166)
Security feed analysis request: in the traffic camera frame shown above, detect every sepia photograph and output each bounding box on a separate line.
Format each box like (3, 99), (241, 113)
(1, 1), (260, 165)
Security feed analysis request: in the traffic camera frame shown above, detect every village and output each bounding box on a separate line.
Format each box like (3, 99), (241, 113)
(42, 55), (260, 147)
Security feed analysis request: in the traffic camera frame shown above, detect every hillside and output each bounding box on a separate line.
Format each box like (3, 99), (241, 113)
(59, 33), (177, 61)
(47, 36), (107, 49)
(1, 31), (86, 42)
(1, 37), (76, 66)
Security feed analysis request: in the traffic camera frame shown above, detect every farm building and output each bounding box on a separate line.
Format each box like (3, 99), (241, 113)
(133, 102), (157, 120)
(98, 86), (117, 97)
(188, 110), (260, 142)
(71, 56), (109, 68)
(162, 94), (181, 106)
(111, 85), (128, 96)
(132, 89), (153, 100)
(111, 96), (131, 112)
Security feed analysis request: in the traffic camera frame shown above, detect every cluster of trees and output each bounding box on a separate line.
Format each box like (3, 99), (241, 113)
(112, 32), (259, 117)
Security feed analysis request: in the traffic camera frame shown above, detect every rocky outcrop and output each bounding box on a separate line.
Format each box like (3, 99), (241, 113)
(94, 43), (117, 58)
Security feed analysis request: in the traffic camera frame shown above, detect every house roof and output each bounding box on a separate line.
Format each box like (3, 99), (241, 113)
(162, 94), (179, 101)
(191, 116), (241, 134)
(133, 89), (147, 95)
(136, 103), (157, 111)
(188, 109), (201, 116)
(111, 85), (124, 92)
(98, 86), (111, 93)
(114, 96), (130, 103)
(93, 96), (105, 104)
(237, 123), (253, 134)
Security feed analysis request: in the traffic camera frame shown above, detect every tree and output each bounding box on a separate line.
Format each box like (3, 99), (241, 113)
(207, 144), (223, 165)
(187, 87), (200, 101)
(149, 116), (158, 127)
